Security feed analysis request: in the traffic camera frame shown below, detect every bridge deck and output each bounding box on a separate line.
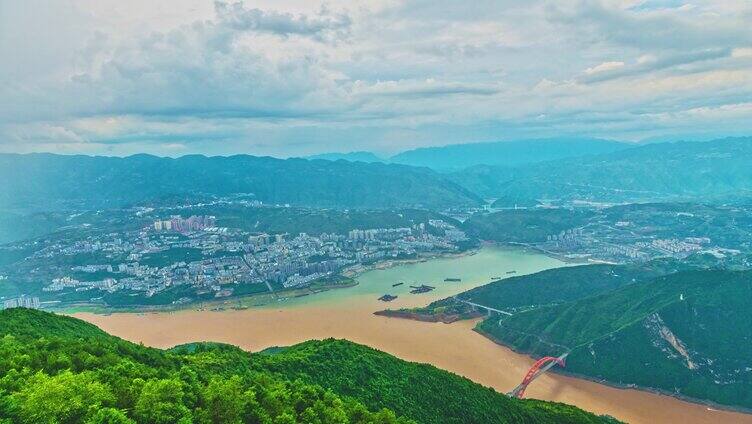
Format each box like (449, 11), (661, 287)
(454, 297), (512, 316)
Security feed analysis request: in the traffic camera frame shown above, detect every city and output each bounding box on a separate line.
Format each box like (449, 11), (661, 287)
(2, 1), (752, 422)
(469, 202), (752, 266)
(0, 204), (469, 310)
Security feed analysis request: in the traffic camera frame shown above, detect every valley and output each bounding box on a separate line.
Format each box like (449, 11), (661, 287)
(76, 246), (752, 424)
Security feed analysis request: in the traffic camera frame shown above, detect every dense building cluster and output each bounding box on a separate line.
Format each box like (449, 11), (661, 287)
(540, 222), (725, 262)
(153, 215), (216, 232)
(1, 296), (40, 310)
(26, 214), (467, 305)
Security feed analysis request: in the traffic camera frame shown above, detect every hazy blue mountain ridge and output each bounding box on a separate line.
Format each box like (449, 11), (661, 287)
(450, 137), (752, 202)
(0, 153), (481, 212)
(305, 151), (385, 163)
(5, 137), (752, 214)
(389, 138), (630, 170)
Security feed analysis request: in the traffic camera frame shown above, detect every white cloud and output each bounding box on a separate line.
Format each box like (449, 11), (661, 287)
(732, 47), (752, 58)
(214, 2), (352, 40)
(352, 79), (500, 97)
(585, 61), (625, 74)
(1, 0), (751, 156)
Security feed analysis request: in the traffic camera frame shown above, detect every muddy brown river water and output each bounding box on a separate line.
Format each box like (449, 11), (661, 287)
(76, 246), (752, 424)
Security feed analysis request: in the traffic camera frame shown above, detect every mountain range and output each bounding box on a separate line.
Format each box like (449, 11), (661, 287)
(304, 138), (630, 170)
(306, 137), (752, 205)
(0, 153), (480, 213)
(4, 137), (752, 215)
(305, 151), (385, 163)
(450, 137), (752, 204)
(388, 138), (630, 171)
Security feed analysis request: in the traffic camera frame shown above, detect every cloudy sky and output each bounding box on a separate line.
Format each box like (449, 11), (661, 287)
(1, 0), (751, 157)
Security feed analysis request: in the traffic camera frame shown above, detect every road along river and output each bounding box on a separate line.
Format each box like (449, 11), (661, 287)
(76, 246), (752, 424)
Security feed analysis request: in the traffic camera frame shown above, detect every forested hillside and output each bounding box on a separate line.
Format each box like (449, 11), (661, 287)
(5, 138), (752, 215)
(415, 263), (671, 318)
(0, 153), (481, 213)
(0, 308), (618, 424)
(478, 270), (752, 410)
(461, 208), (594, 243)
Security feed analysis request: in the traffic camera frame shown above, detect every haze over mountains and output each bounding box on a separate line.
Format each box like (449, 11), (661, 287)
(389, 138), (630, 170)
(452, 137), (752, 205)
(307, 136), (752, 205)
(304, 138), (631, 170)
(4, 136), (752, 214)
(0, 153), (481, 213)
(306, 151), (385, 163)
(4, 2), (752, 423)
(4, 137), (752, 422)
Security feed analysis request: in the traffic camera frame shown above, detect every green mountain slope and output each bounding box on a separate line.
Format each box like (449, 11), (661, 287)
(253, 340), (612, 424)
(0, 204), (455, 246)
(398, 261), (693, 323)
(421, 263), (670, 316)
(461, 208), (595, 243)
(479, 270), (752, 409)
(0, 308), (617, 424)
(0, 153), (481, 213)
(0, 211), (72, 245)
(172, 206), (455, 238)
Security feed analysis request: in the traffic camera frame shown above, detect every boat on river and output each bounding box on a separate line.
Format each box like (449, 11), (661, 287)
(409, 284), (435, 294)
(378, 294), (398, 302)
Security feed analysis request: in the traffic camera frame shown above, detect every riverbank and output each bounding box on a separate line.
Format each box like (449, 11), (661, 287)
(75, 305), (752, 424)
(56, 278), (358, 315)
(502, 241), (598, 264)
(473, 324), (752, 416)
(72, 245), (752, 424)
(373, 308), (483, 323)
(340, 247), (479, 278)
(372, 261), (752, 417)
(57, 248), (479, 315)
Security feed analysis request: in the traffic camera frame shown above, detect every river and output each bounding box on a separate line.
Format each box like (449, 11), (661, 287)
(76, 246), (752, 424)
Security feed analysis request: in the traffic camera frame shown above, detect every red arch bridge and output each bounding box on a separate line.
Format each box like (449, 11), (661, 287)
(508, 353), (569, 398)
